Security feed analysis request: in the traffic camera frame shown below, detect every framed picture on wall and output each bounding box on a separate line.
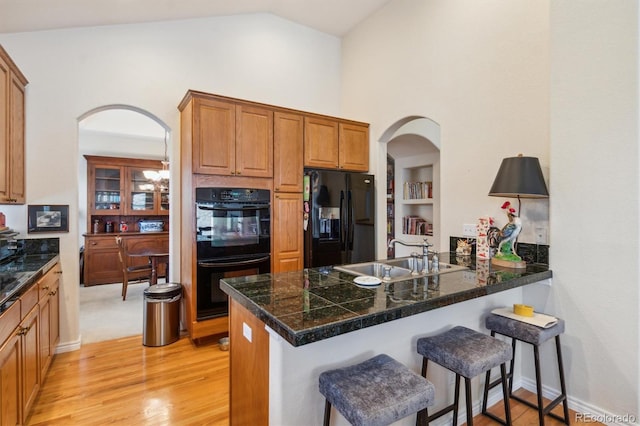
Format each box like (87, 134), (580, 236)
(27, 204), (69, 233)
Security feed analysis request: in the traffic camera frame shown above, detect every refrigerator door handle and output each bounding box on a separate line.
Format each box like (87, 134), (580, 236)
(339, 190), (345, 248)
(348, 190), (354, 250)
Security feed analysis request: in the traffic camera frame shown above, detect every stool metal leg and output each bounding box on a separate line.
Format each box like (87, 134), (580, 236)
(500, 363), (513, 425)
(555, 335), (570, 424)
(533, 345), (545, 425)
(464, 377), (473, 426)
(323, 400), (331, 426)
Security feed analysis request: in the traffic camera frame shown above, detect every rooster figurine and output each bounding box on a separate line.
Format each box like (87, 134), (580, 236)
(490, 201), (526, 268)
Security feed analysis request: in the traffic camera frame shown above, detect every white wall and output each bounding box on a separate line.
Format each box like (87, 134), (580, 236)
(342, 0), (639, 419)
(542, 0), (638, 419)
(0, 13), (342, 349)
(341, 0), (550, 257)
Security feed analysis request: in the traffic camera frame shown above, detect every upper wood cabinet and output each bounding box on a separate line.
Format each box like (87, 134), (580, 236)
(184, 94), (273, 178)
(85, 155), (169, 218)
(304, 116), (369, 172)
(0, 45), (28, 204)
(274, 111), (303, 193)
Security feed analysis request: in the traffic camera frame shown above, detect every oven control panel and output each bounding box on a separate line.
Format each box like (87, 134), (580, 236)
(196, 187), (270, 204)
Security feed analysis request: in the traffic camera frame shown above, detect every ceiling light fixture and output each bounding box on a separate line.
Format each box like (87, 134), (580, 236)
(143, 130), (170, 187)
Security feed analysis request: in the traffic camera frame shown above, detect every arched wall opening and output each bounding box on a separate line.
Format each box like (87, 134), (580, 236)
(378, 116), (441, 258)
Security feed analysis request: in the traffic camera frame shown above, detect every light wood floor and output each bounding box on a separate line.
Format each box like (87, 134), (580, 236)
(29, 335), (599, 425)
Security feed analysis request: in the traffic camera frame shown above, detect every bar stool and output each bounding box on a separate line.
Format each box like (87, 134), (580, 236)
(482, 313), (570, 425)
(416, 326), (513, 425)
(319, 353), (435, 426)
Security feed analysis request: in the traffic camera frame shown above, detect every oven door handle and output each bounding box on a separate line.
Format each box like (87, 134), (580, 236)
(197, 205), (269, 211)
(198, 255), (270, 268)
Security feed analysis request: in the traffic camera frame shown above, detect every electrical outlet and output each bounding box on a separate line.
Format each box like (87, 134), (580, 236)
(462, 224), (476, 237)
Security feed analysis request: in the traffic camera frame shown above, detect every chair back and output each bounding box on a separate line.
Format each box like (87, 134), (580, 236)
(115, 236), (127, 273)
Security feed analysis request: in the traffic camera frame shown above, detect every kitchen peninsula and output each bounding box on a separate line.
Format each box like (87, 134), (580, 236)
(220, 253), (552, 426)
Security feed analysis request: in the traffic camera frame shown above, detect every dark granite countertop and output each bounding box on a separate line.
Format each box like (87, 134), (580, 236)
(220, 253), (552, 347)
(0, 239), (60, 312)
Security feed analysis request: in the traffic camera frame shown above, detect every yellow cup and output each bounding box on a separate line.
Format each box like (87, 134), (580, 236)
(513, 304), (534, 317)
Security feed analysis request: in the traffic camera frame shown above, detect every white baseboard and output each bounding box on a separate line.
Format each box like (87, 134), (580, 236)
(55, 337), (82, 353)
(470, 377), (639, 426)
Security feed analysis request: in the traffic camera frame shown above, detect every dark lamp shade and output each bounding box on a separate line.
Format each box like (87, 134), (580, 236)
(488, 156), (549, 198)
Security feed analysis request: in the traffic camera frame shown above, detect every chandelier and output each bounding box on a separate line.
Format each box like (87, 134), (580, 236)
(143, 130), (170, 189)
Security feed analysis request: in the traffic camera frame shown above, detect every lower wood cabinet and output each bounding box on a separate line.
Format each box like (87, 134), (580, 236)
(83, 233), (168, 285)
(0, 262), (61, 425)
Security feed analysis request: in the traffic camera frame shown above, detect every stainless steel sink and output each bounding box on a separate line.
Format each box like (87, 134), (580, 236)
(384, 257), (466, 273)
(333, 262), (413, 281)
(334, 256), (469, 283)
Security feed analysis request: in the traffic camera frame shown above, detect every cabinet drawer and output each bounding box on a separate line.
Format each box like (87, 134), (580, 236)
(86, 237), (118, 250)
(0, 300), (20, 346)
(20, 284), (39, 319)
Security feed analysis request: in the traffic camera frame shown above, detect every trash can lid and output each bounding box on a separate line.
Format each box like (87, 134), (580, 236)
(144, 283), (181, 299)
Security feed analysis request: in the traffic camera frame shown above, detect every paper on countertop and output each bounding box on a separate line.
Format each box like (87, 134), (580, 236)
(491, 307), (558, 329)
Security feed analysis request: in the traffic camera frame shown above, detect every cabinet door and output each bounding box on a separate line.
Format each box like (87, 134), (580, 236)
(8, 73), (25, 203)
(235, 104), (273, 178)
(193, 97), (235, 175)
(0, 54), (8, 202)
(126, 168), (158, 215)
(89, 164), (123, 214)
(339, 122), (369, 172)
(20, 306), (40, 423)
(38, 264), (60, 378)
(0, 332), (21, 425)
(274, 112), (303, 192)
(84, 237), (122, 285)
(304, 116), (339, 169)
(272, 192), (303, 272)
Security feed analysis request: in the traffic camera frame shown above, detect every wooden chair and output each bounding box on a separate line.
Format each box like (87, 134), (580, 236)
(115, 236), (152, 301)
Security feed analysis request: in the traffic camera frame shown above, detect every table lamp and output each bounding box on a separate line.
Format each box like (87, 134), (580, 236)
(488, 154), (549, 268)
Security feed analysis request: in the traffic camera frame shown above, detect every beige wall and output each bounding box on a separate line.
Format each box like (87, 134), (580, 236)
(342, 0), (638, 419)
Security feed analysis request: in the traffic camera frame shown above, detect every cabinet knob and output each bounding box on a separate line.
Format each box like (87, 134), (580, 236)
(55, 270), (63, 274)
(236, 171), (242, 175)
(42, 286), (49, 291)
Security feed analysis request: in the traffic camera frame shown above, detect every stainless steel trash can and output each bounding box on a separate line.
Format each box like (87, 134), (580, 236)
(143, 283), (181, 347)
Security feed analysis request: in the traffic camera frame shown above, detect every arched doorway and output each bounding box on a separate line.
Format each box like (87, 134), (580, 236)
(77, 105), (171, 344)
(379, 117), (441, 258)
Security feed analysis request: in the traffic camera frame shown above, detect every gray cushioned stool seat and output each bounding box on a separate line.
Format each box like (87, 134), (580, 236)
(319, 353), (435, 426)
(417, 326), (513, 378)
(486, 313), (565, 345)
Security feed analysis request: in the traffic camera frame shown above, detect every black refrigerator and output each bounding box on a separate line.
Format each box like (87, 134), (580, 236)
(303, 169), (375, 268)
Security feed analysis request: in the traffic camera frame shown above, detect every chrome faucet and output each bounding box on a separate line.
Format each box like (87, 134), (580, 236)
(387, 238), (433, 274)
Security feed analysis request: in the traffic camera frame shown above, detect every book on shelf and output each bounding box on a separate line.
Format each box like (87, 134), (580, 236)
(402, 215), (432, 235)
(403, 181), (432, 200)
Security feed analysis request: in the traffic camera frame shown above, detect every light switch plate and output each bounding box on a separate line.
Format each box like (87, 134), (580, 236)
(243, 322), (252, 343)
(462, 224), (476, 237)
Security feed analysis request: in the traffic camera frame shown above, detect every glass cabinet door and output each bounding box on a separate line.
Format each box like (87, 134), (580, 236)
(93, 166), (122, 213)
(128, 169), (157, 214)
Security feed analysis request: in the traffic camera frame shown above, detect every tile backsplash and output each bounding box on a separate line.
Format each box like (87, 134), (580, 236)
(449, 236), (549, 265)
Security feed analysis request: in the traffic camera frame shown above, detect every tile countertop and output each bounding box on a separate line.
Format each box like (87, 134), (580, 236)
(220, 253), (552, 347)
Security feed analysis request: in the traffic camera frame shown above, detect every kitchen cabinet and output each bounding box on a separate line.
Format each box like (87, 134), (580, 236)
(0, 300), (21, 425)
(0, 261), (60, 425)
(183, 94), (273, 178)
(272, 111), (304, 273)
(303, 117), (369, 172)
(272, 192), (303, 272)
(83, 233), (168, 286)
(273, 111), (303, 193)
(0, 44), (28, 204)
(20, 289), (40, 424)
(38, 263), (61, 378)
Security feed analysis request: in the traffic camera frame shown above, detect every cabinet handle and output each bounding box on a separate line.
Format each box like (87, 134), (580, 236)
(18, 325), (31, 335)
(236, 171), (242, 175)
(49, 290), (57, 296)
(91, 242), (97, 245)
(42, 286), (49, 291)
(55, 270), (63, 274)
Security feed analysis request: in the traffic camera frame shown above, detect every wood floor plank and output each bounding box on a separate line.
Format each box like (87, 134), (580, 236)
(29, 335), (602, 425)
(27, 335), (229, 426)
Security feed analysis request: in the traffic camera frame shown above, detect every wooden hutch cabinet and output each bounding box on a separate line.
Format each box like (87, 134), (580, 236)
(0, 44), (28, 204)
(83, 155), (169, 286)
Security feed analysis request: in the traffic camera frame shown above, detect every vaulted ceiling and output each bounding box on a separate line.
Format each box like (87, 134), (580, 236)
(0, 0), (391, 36)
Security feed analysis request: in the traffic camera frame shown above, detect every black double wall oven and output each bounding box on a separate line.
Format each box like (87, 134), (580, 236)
(195, 187), (270, 320)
